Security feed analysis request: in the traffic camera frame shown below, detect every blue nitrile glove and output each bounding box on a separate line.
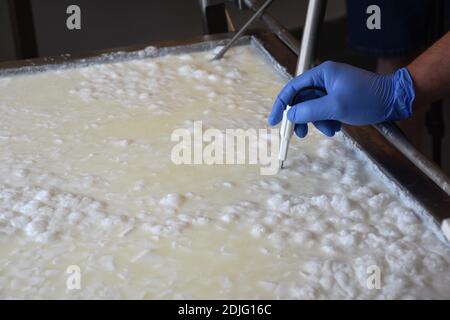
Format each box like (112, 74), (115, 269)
(268, 61), (415, 138)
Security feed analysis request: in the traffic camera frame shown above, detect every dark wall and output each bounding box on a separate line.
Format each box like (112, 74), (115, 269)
(0, 0), (206, 59)
(0, 0), (346, 60)
(0, 0), (15, 61)
(32, 0), (205, 56)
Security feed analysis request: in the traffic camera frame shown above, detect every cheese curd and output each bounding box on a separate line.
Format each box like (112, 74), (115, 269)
(0, 45), (449, 299)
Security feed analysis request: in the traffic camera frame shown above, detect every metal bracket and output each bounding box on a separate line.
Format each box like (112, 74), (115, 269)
(198, 0), (247, 34)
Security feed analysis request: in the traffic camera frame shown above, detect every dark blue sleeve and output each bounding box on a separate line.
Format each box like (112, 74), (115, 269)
(346, 0), (435, 57)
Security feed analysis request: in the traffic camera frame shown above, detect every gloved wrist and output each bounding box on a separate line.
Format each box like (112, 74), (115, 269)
(387, 67), (415, 121)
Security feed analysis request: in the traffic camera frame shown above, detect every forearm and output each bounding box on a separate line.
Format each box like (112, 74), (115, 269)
(407, 32), (450, 108)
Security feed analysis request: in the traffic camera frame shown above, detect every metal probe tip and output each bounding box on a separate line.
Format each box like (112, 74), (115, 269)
(279, 160), (284, 169)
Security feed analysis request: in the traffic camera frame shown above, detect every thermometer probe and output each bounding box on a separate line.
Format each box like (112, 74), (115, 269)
(278, 0), (326, 169)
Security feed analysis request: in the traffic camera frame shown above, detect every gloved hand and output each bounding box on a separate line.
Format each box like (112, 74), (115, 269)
(268, 61), (416, 138)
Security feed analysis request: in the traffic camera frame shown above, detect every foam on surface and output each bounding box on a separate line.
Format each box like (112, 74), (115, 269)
(0, 45), (449, 299)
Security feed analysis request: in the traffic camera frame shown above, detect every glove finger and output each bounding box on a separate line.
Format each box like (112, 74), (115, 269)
(292, 88), (325, 104)
(287, 95), (334, 124)
(313, 120), (339, 137)
(333, 121), (342, 133)
(268, 67), (325, 126)
(294, 123), (308, 138)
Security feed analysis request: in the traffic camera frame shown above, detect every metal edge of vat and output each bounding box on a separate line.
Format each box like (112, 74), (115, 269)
(0, 33), (250, 76)
(0, 32), (449, 244)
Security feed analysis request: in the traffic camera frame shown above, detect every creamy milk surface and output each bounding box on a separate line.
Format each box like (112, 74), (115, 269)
(0, 45), (449, 299)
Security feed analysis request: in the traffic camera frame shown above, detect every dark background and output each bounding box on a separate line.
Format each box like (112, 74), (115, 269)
(0, 0), (449, 173)
(0, 0), (346, 59)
